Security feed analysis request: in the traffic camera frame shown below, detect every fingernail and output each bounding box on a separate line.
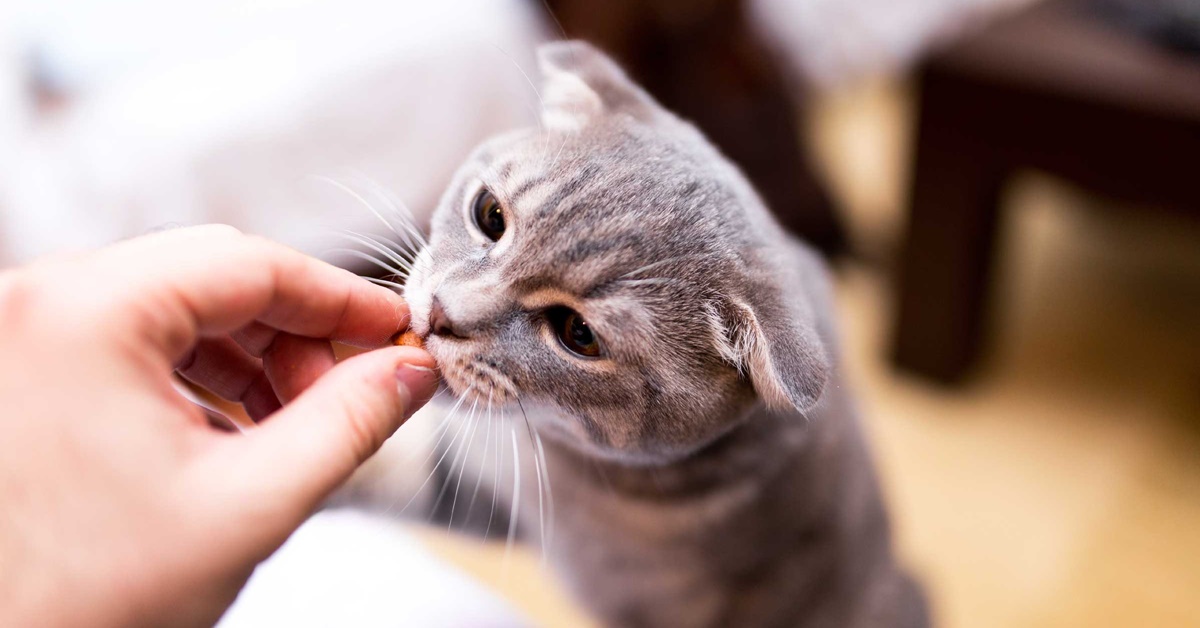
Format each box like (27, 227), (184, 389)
(396, 363), (438, 418)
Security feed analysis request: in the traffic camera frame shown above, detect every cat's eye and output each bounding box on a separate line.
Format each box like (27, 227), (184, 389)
(472, 188), (506, 241)
(548, 307), (602, 358)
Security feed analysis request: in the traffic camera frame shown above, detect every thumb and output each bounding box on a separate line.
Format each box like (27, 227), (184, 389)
(231, 345), (438, 514)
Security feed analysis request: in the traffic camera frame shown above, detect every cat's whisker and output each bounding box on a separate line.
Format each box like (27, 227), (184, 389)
(534, 430), (555, 561)
(338, 233), (414, 277)
(365, 232), (415, 257)
(516, 396), (550, 565)
(482, 30), (577, 168)
(386, 388), (460, 471)
(371, 412), (456, 499)
(352, 180), (429, 258)
(485, 43), (547, 123)
(464, 390), (494, 529)
(538, 0), (574, 61)
(345, 226), (416, 258)
(447, 395), (484, 531)
(547, 126), (572, 173)
(313, 175), (416, 247)
(380, 388), (468, 496)
(364, 276), (406, 290)
(391, 212), (430, 254)
(431, 266), (452, 296)
(343, 229), (416, 267)
(328, 248), (408, 278)
(537, 12), (600, 168)
(388, 387), (475, 516)
(503, 425), (522, 573)
(374, 199), (426, 257)
(409, 248), (434, 280)
(431, 396), (480, 525)
(486, 41), (555, 160)
(485, 406), (506, 540)
(357, 175), (430, 249)
(528, 24), (577, 167)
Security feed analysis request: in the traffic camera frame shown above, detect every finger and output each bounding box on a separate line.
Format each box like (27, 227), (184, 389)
(243, 377), (284, 422)
(205, 410), (238, 432)
(230, 322), (279, 358)
(226, 346), (438, 514)
(92, 225), (409, 363)
(262, 333), (336, 405)
(176, 336), (264, 402)
(176, 335), (281, 420)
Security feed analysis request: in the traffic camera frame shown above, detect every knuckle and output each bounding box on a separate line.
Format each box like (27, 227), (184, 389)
(208, 223), (244, 238)
(239, 233), (275, 256)
(192, 223), (244, 244)
(244, 233), (292, 259)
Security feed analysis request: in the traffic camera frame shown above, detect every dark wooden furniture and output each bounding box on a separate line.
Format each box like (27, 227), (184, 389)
(892, 0), (1200, 383)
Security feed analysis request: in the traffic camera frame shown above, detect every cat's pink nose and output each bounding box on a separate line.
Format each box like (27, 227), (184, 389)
(428, 296), (462, 338)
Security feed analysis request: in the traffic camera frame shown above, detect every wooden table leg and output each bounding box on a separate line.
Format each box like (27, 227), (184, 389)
(891, 68), (1008, 383)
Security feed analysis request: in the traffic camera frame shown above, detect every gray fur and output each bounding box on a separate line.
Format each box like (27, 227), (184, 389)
(360, 41), (928, 627)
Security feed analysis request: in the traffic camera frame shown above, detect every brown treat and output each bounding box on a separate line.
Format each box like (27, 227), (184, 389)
(394, 330), (425, 349)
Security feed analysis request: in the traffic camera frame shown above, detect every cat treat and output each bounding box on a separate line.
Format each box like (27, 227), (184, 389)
(393, 330), (425, 349)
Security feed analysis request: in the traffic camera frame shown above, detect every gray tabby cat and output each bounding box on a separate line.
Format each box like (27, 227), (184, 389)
(346, 41), (928, 628)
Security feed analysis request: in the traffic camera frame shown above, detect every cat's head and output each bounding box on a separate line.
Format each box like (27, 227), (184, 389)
(404, 41), (829, 465)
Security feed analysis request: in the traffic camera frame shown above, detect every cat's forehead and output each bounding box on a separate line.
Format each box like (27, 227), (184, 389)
(480, 123), (710, 212)
(478, 125), (735, 282)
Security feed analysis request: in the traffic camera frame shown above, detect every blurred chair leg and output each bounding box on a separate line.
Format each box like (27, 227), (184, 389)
(891, 68), (1008, 383)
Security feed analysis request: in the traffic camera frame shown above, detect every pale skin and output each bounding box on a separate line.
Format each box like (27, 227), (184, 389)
(0, 225), (438, 627)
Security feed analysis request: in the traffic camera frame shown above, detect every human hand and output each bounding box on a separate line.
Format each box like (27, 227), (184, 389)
(0, 225), (437, 627)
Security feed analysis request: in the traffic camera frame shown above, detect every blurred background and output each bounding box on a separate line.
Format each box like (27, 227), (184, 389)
(3, 0), (1199, 626)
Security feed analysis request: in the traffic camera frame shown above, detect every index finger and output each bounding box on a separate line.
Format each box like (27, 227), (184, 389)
(90, 225), (409, 362)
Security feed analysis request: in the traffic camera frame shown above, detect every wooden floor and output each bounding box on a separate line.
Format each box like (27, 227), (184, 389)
(420, 79), (1200, 628)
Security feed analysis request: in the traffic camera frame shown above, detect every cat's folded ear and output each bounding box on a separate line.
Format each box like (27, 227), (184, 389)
(713, 289), (830, 414)
(537, 41), (662, 131)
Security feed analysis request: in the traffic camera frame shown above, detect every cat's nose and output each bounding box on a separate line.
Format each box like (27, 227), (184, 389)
(428, 295), (463, 338)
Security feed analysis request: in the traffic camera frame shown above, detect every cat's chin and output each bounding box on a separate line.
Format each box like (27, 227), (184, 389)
(423, 336), (518, 406)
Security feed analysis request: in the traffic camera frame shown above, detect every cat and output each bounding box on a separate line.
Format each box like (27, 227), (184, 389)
(343, 41), (929, 628)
